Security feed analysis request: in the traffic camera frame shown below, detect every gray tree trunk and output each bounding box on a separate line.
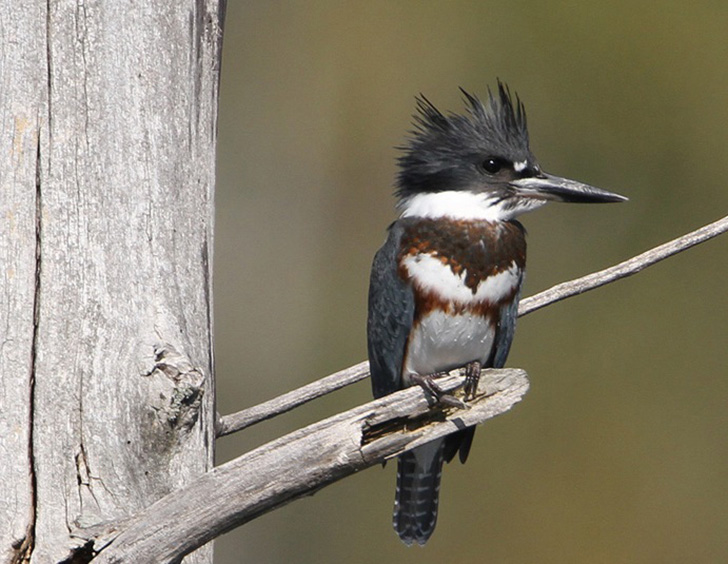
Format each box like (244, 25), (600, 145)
(0, 2), (224, 562)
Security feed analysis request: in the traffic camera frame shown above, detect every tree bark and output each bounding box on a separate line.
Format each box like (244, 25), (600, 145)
(0, 2), (224, 563)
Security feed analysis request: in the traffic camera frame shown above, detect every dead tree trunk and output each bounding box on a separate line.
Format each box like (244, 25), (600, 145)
(0, 2), (224, 562)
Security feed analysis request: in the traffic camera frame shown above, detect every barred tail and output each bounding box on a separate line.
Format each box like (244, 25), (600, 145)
(393, 440), (445, 546)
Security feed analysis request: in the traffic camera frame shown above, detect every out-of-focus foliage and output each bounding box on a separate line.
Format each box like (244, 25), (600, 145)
(214, 2), (728, 563)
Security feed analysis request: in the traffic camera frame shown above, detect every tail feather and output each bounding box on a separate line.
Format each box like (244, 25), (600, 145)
(393, 440), (445, 546)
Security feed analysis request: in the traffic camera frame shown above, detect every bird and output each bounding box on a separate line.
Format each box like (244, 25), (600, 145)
(366, 82), (627, 546)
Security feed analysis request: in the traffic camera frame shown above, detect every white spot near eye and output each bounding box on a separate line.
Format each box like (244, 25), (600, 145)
(513, 160), (528, 172)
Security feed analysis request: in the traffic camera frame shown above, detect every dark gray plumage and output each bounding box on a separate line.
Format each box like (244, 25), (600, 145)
(367, 222), (415, 399)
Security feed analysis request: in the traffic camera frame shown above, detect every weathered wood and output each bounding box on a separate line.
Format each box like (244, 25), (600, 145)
(88, 368), (529, 563)
(0, 5), (45, 562)
(518, 213), (728, 316)
(216, 360), (371, 436)
(0, 2), (224, 563)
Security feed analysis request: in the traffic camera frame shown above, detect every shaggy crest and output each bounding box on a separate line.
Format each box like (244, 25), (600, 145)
(396, 81), (533, 197)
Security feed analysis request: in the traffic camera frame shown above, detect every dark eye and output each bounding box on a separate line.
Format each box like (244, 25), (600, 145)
(482, 157), (507, 174)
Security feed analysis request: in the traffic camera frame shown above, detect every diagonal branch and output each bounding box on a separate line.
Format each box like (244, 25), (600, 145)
(88, 368), (529, 563)
(216, 361), (370, 436)
(517, 213), (728, 316)
(217, 213), (728, 438)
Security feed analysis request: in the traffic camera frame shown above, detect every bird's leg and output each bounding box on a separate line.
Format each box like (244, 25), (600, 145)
(463, 360), (482, 400)
(411, 373), (467, 409)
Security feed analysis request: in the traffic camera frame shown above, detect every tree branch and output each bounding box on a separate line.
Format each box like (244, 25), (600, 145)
(215, 361), (370, 436)
(88, 368), (528, 563)
(518, 213), (728, 316)
(217, 213), (728, 438)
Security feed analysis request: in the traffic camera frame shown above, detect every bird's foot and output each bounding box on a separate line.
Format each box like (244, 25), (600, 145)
(411, 373), (467, 409)
(463, 360), (482, 400)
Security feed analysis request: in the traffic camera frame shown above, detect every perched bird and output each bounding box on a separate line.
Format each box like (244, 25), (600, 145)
(367, 82), (626, 546)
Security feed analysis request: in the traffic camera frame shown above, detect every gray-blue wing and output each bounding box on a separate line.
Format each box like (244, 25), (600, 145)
(367, 221), (415, 399)
(490, 279), (523, 369)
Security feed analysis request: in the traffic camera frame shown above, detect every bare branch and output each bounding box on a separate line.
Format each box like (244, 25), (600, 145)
(216, 361), (370, 436)
(89, 368), (529, 563)
(518, 213), (728, 316)
(217, 214), (728, 438)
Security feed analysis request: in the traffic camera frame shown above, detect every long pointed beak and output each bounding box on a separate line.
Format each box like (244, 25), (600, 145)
(510, 172), (628, 204)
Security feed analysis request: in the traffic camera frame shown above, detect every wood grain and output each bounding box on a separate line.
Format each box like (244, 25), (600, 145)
(0, 2), (224, 562)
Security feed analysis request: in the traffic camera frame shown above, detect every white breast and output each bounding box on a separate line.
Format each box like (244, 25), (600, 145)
(400, 253), (521, 383)
(403, 310), (495, 382)
(402, 253), (520, 305)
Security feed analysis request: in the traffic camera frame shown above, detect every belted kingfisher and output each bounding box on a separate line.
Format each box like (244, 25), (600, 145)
(367, 82), (626, 546)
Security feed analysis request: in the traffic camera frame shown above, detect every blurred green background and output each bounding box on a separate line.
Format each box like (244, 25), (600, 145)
(213, 2), (728, 563)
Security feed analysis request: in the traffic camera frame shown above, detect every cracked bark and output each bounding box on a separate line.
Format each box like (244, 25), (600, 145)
(0, 2), (224, 563)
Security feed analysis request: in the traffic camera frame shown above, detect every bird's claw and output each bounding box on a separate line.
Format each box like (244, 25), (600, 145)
(411, 373), (468, 409)
(462, 360), (482, 400)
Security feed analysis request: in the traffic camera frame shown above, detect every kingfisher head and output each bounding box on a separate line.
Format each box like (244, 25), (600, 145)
(396, 82), (627, 220)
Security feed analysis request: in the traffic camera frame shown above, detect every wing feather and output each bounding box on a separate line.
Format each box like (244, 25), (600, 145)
(367, 222), (415, 398)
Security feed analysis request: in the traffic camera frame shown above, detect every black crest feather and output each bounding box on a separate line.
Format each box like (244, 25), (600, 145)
(396, 81), (532, 197)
